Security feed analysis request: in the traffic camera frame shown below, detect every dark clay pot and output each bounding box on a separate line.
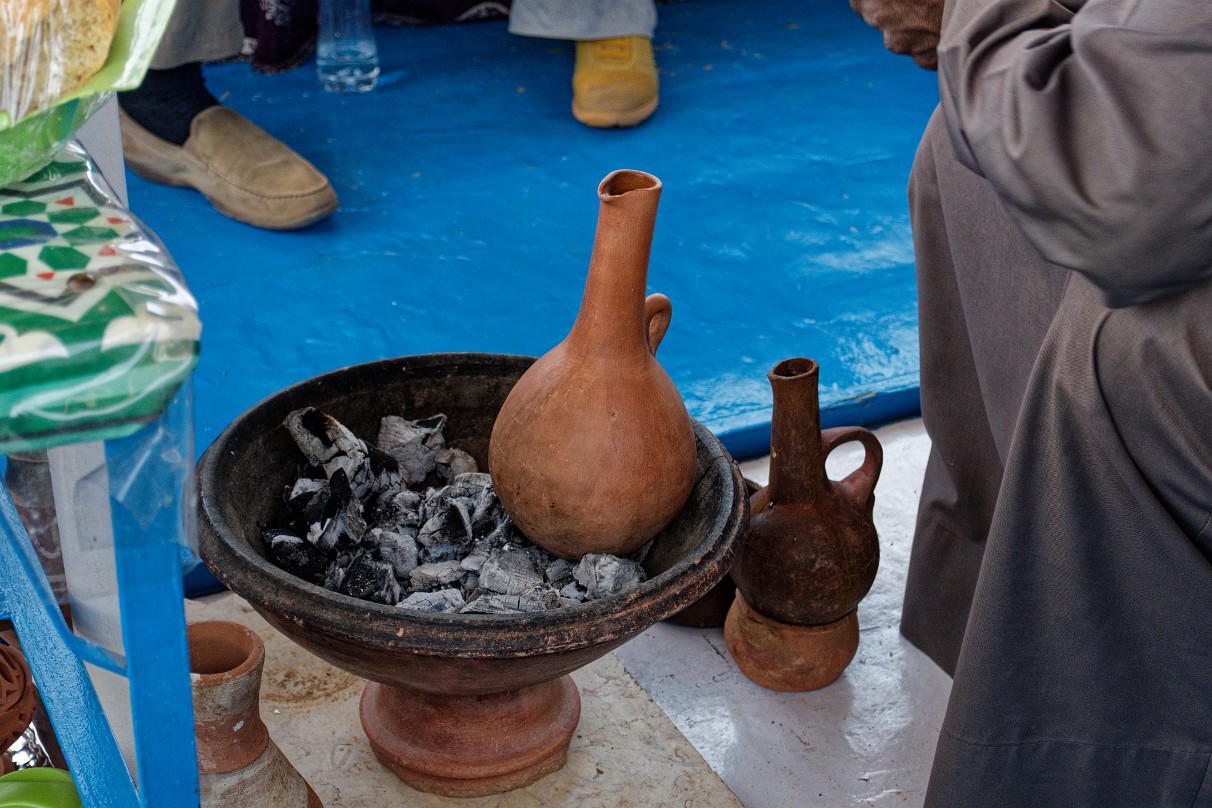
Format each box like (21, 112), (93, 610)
(197, 353), (746, 797)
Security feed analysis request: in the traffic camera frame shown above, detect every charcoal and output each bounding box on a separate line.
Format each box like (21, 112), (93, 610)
(377, 414), (448, 484)
(266, 529), (328, 585)
(338, 551), (383, 600)
(461, 586), (561, 614)
(284, 474), (328, 526)
(322, 563), (346, 592)
(409, 560), (466, 592)
(306, 469), (366, 552)
(574, 554), (645, 600)
(399, 589), (466, 613)
(285, 408), (378, 499)
(435, 448), (478, 482)
(369, 488), (423, 534)
(560, 581), (588, 602)
(268, 411), (650, 617)
(479, 547), (543, 596)
(421, 542), (463, 564)
(369, 527), (419, 579)
(544, 558), (577, 590)
(416, 495), (474, 548)
(459, 539), (493, 573)
(366, 446), (405, 495)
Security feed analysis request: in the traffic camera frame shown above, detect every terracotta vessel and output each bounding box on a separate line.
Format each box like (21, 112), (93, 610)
(726, 357), (882, 690)
(488, 170), (697, 559)
(0, 644), (37, 777)
(197, 354), (746, 798)
(188, 621), (322, 808)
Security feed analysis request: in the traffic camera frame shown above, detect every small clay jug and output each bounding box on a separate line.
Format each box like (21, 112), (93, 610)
(488, 170), (697, 559)
(0, 644), (37, 777)
(726, 357), (882, 691)
(188, 621), (322, 808)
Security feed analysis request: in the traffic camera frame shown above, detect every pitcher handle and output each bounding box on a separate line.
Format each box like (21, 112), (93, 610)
(820, 426), (883, 514)
(644, 293), (672, 356)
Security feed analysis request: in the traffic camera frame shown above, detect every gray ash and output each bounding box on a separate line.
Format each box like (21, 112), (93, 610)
(265, 407), (649, 615)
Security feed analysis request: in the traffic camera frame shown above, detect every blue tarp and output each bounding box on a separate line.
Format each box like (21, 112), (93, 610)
(126, 0), (938, 463)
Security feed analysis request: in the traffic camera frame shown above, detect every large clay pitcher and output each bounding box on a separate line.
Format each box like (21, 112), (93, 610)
(488, 170), (697, 560)
(726, 357), (882, 691)
(188, 621), (322, 808)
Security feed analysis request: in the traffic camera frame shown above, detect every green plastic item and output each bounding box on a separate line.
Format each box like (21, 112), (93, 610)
(0, 0), (180, 186)
(0, 769), (83, 808)
(0, 141), (201, 454)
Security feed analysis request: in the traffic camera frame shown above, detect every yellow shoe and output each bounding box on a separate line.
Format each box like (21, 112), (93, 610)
(572, 36), (659, 128)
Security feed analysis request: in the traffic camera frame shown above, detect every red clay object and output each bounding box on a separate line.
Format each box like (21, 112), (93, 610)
(196, 353), (747, 798)
(360, 676), (580, 797)
(188, 621), (323, 808)
(724, 592), (859, 692)
(488, 170), (697, 559)
(727, 358), (881, 690)
(0, 644), (37, 771)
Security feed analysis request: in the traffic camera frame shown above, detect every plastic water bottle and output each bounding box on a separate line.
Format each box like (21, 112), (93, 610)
(317, 0), (380, 93)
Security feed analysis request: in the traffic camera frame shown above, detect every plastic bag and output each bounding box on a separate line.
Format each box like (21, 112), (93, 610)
(0, 0), (179, 186)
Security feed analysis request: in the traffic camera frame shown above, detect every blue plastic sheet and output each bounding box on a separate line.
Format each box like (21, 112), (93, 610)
(124, 0), (938, 465)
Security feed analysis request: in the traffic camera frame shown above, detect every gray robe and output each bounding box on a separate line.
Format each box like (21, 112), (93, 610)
(900, 0), (1212, 803)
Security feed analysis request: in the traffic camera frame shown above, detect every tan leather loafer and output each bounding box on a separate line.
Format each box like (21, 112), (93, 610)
(119, 106), (338, 230)
(572, 36), (659, 128)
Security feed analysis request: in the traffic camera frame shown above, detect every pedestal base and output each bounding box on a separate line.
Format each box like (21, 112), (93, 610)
(724, 593), (859, 692)
(359, 676), (581, 797)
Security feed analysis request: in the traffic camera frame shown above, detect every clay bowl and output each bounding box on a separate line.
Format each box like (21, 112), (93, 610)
(197, 353), (747, 798)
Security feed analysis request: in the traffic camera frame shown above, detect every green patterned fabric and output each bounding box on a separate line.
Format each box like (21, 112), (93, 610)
(0, 142), (200, 453)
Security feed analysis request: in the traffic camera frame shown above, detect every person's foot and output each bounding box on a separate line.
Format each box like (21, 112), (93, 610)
(572, 36), (659, 128)
(119, 105), (338, 230)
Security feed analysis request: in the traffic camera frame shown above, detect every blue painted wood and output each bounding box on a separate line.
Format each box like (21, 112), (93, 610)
(0, 486), (139, 808)
(0, 394), (200, 807)
(106, 395), (200, 807)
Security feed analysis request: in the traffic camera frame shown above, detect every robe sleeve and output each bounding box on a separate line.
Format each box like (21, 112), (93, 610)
(937, 0), (1212, 307)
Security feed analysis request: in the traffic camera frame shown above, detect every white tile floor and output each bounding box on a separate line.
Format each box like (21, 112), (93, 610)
(615, 417), (953, 808)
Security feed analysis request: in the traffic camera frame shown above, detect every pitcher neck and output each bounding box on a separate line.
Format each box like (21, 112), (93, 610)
(567, 170), (662, 357)
(767, 358), (828, 503)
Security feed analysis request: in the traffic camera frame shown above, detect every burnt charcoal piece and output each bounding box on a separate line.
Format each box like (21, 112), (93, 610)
(435, 448), (478, 483)
(544, 558), (576, 590)
(459, 539), (493, 573)
(398, 589), (466, 613)
(266, 529), (328, 585)
(367, 446), (405, 495)
(478, 547), (543, 596)
(461, 586), (561, 614)
(370, 488), (423, 534)
(339, 551), (384, 600)
(369, 527), (419, 579)
(306, 469), (367, 552)
(284, 473), (329, 530)
(574, 554), (645, 600)
(377, 414), (448, 484)
(420, 542), (463, 564)
(409, 560), (466, 592)
(323, 563), (346, 592)
(559, 581), (588, 604)
(285, 407), (389, 500)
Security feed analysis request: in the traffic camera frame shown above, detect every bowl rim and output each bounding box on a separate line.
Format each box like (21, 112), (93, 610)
(197, 352), (747, 658)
